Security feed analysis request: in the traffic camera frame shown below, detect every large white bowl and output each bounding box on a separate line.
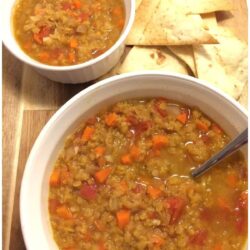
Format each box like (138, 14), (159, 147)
(2, 0), (135, 83)
(20, 72), (248, 250)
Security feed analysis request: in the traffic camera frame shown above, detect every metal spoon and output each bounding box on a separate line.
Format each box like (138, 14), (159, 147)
(191, 128), (248, 178)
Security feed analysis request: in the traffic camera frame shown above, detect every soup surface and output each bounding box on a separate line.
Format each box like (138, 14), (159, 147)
(49, 98), (247, 250)
(13, 0), (125, 66)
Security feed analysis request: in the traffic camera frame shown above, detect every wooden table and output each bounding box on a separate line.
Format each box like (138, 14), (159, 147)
(3, 1), (248, 249)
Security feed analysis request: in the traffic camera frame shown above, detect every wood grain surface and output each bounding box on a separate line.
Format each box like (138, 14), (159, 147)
(3, 1), (248, 249)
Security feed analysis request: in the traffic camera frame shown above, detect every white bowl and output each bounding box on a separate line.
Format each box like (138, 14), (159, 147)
(2, 0), (135, 83)
(20, 72), (248, 250)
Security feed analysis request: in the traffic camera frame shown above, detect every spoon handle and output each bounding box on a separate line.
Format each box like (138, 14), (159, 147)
(191, 128), (248, 178)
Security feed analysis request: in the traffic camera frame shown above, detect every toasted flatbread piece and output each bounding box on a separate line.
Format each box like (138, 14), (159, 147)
(193, 28), (247, 99)
(118, 46), (189, 75)
(130, 0), (217, 45)
(178, 0), (233, 14)
(126, 0), (161, 45)
(136, 0), (143, 10)
(201, 13), (218, 29)
(168, 46), (197, 76)
(239, 83), (248, 110)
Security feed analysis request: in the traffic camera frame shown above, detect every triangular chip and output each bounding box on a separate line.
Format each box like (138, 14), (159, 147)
(239, 83), (248, 110)
(168, 46), (197, 76)
(177, 0), (233, 14)
(201, 13), (218, 29)
(118, 46), (189, 75)
(129, 0), (217, 46)
(136, 0), (143, 10)
(193, 28), (247, 99)
(126, 0), (161, 45)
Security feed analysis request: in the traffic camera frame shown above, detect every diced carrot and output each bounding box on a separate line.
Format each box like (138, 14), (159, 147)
(82, 126), (95, 141)
(73, 0), (81, 9)
(227, 173), (238, 188)
(217, 197), (230, 211)
(119, 180), (128, 193)
(50, 169), (61, 187)
(83, 233), (92, 241)
(56, 205), (73, 219)
(130, 145), (140, 159)
(105, 113), (118, 127)
(151, 234), (165, 246)
(152, 135), (168, 149)
(69, 38), (78, 48)
(121, 154), (132, 165)
(97, 157), (106, 167)
(213, 243), (223, 250)
(164, 197), (185, 225)
(94, 167), (112, 184)
(98, 241), (106, 250)
(94, 220), (105, 231)
(212, 123), (222, 134)
(116, 209), (131, 229)
(176, 112), (188, 124)
(38, 51), (50, 62)
(68, 51), (76, 63)
(117, 19), (124, 29)
(147, 186), (162, 199)
(112, 6), (123, 16)
(60, 169), (71, 184)
(63, 247), (76, 250)
(196, 120), (209, 132)
(95, 146), (106, 157)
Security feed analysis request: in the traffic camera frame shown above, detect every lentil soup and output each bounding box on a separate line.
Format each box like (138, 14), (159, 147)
(49, 98), (247, 250)
(12, 0), (125, 66)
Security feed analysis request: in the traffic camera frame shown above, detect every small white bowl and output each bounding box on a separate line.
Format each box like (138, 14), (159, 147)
(20, 72), (248, 250)
(2, 0), (135, 83)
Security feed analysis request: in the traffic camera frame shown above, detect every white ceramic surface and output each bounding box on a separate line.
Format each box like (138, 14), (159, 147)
(20, 72), (248, 250)
(2, 0), (135, 83)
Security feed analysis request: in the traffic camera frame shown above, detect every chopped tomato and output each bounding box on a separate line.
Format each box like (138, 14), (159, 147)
(79, 12), (90, 22)
(154, 98), (168, 117)
(189, 230), (207, 246)
(49, 199), (61, 214)
(164, 197), (185, 224)
(33, 26), (52, 44)
(79, 183), (97, 200)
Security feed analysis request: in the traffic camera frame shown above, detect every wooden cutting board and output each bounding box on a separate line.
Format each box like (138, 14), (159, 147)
(3, 1), (248, 249)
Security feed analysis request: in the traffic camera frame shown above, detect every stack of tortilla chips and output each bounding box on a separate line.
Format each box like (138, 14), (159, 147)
(100, 0), (248, 108)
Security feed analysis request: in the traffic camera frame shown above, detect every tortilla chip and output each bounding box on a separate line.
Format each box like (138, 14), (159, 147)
(168, 46), (197, 76)
(136, 0), (143, 10)
(178, 0), (233, 14)
(128, 0), (217, 46)
(239, 83), (248, 110)
(193, 28), (247, 99)
(118, 46), (189, 75)
(126, 0), (161, 45)
(201, 13), (218, 29)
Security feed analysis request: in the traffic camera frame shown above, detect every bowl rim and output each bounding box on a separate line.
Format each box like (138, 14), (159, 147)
(3, 0), (135, 71)
(20, 71), (248, 249)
